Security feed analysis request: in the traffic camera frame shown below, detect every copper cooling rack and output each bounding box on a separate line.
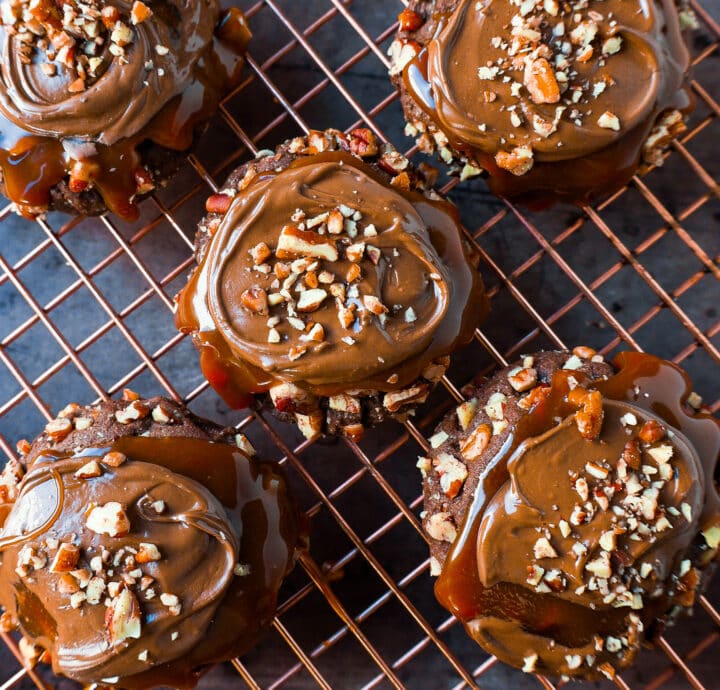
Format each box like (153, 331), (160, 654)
(1, 1), (719, 688)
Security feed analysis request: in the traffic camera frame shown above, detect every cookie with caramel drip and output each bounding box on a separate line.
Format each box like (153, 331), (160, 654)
(175, 127), (489, 442)
(0, 394), (302, 688)
(0, 0), (251, 219)
(389, 0), (693, 206)
(420, 348), (719, 679)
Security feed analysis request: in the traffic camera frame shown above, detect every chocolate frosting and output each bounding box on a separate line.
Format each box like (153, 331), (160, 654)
(0, 436), (299, 687)
(401, 0), (690, 202)
(176, 152), (486, 402)
(434, 352), (720, 678)
(0, 0), (218, 146)
(478, 402), (704, 592)
(0, 0), (250, 218)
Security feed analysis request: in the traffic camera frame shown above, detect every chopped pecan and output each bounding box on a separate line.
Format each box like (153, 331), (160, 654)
(269, 382), (317, 414)
(378, 150), (409, 174)
(508, 367), (537, 392)
(456, 399), (478, 431)
(329, 394), (361, 414)
(249, 242), (271, 265)
(568, 388), (604, 440)
(101, 5), (120, 27)
(383, 384), (429, 412)
(348, 128), (379, 157)
(524, 57), (560, 104)
(495, 146), (534, 176)
(106, 588), (142, 646)
(276, 226), (338, 261)
(460, 423), (491, 461)
(638, 419), (665, 444)
(45, 417), (72, 441)
(518, 384), (551, 410)
(136, 543), (161, 564)
(327, 210), (344, 235)
(307, 130), (331, 154)
(103, 451), (127, 468)
(572, 345), (596, 359)
(342, 423), (365, 442)
(433, 452), (468, 499)
(295, 411), (324, 440)
(425, 512), (457, 543)
(240, 286), (269, 315)
(622, 439), (642, 470)
(398, 7), (424, 31)
(86, 502), (131, 538)
(130, 1), (153, 24)
(390, 172), (411, 190)
(362, 295), (389, 316)
(50, 543), (80, 573)
(296, 288), (328, 313)
(346, 263), (362, 283)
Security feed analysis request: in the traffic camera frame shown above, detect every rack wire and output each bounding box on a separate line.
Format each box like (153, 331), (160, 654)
(0, 0), (718, 688)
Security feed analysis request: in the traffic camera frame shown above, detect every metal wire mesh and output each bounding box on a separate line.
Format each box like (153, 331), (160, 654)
(0, 0), (719, 688)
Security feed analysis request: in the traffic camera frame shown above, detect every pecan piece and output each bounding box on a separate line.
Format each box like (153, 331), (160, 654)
(398, 7), (424, 31)
(240, 286), (269, 315)
(495, 146), (534, 176)
(276, 226), (338, 262)
(296, 288), (328, 313)
(50, 543), (80, 573)
(348, 128), (379, 157)
(383, 384), (429, 412)
(86, 502), (131, 538)
(106, 588), (142, 646)
(568, 388), (604, 440)
(638, 419), (665, 443)
(460, 423), (491, 461)
(622, 439), (642, 470)
(524, 57), (560, 104)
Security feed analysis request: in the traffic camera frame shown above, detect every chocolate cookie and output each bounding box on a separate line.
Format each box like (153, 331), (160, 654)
(388, 0), (692, 206)
(0, 393), (302, 688)
(419, 348), (720, 679)
(175, 127), (490, 441)
(0, 0), (251, 220)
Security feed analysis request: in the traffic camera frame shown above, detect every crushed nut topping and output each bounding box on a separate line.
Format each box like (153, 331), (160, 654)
(240, 202), (421, 362)
(467, 0), (628, 169)
(2, 0), (156, 94)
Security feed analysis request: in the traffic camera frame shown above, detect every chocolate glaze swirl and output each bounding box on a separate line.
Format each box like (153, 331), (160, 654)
(425, 0), (687, 160)
(0, 436), (300, 687)
(177, 152), (485, 401)
(400, 0), (690, 203)
(0, 0), (218, 145)
(434, 353), (720, 678)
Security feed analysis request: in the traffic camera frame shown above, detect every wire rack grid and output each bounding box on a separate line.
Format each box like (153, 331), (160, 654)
(0, 0), (719, 689)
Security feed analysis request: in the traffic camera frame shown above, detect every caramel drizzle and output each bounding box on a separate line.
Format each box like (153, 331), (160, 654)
(0, 467), (64, 552)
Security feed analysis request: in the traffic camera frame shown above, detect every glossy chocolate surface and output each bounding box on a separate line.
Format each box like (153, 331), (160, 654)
(0, 436), (300, 688)
(0, 0), (250, 219)
(436, 352), (720, 677)
(176, 151), (487, 407)
(401, 0), (690, 204)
